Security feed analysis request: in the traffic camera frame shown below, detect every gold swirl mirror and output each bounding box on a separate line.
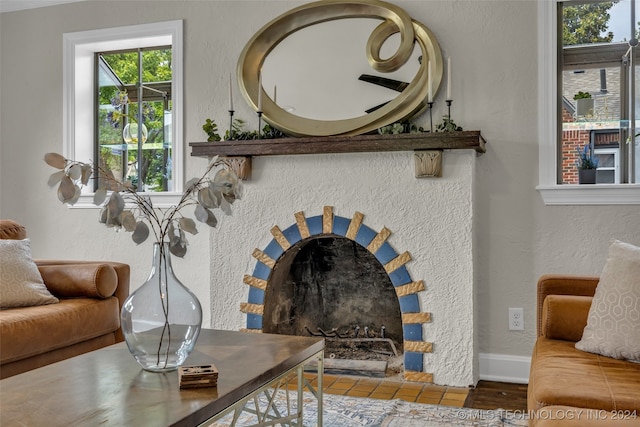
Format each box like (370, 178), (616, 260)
(237, 0), (443, 137)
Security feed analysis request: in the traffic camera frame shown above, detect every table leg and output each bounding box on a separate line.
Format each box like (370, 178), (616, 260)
(201, 350), (324, 427)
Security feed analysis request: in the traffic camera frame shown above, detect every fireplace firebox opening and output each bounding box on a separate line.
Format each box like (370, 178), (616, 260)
(263, 236), (402, 371)
(240, 207), (434, 383)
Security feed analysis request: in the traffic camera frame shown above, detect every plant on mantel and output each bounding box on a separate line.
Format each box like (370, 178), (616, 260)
(202, 114), (465, 143)
(203, 118), (286, 141)
(43, 152), (242, 257)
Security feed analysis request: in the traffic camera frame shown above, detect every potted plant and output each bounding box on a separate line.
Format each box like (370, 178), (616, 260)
(573, 91), (594, 118)
(576, 143), (598, 184)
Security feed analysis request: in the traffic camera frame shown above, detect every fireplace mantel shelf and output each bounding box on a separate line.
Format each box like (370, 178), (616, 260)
(189, 131), (486, 179)
(189, 131), (486, 158)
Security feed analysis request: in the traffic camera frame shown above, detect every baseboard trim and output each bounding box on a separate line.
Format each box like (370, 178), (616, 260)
(479, 353), (530, 384)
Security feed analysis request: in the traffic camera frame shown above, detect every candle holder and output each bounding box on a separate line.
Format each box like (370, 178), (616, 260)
(257, 111), (263, 139)
(428, 101), (434, 132)
(446, 99), (453, 120)
(228, 109), (235, 140)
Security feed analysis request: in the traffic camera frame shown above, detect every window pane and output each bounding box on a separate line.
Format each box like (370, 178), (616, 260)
(97, 48), (172, 193)
(97, 59), (126, 191)
(560, 0), (638, 184)
(562, 1), (637, 47)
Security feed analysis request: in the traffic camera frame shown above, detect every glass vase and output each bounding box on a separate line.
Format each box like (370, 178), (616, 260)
(121, 242), (202, 372)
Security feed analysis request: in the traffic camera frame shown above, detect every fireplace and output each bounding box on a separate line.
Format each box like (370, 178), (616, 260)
(207, 150), (478, 387)
(240, 207), (434, 383)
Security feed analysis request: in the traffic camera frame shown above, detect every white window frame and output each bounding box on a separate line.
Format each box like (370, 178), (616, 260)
(63, 20), (184, 208)
(594, 147), (620, 184)
(536, 1), (640, 205)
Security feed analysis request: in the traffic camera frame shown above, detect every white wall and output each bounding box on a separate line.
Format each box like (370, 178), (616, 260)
(2, 0), (639, 384)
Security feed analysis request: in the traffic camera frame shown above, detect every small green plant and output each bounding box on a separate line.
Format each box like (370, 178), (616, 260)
(573, 91), (592, 100)
(378, 122), (406, 135)
(204, 117), (287, 141)
(378, 121), (426, 135)
(261, 123), (287, 139)
(202, 118), (221, 142)
(225, 119), (257, 140)
(435, 116), (463, 132)
(223, 119), (287, 140)
(576, 144), (598, 170)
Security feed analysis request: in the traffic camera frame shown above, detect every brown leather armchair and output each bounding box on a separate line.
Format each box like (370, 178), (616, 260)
(0, 220), (130, 378)
(527, 275), (640, 426)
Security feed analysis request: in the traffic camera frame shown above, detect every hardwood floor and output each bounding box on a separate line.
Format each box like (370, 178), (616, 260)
(464, 380), (528, 411)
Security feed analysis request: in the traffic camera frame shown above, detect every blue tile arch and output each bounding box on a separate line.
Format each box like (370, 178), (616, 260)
(242, 207), (432, 379)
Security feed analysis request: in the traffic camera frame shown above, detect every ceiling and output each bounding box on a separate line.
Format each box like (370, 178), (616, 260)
(0, 0), (86, 13)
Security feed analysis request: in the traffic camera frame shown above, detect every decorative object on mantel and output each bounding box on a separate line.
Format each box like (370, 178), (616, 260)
(236, 0), (444, 137)
(44, 152), (243, 372)
(203, 118), (286, 143)
(435, 114), (463, 133)
(202, 118), (222, 142)
(576, 143), (598, 184)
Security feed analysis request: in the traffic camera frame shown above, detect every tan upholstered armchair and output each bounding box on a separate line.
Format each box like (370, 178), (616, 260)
(528, 275), (640, 426)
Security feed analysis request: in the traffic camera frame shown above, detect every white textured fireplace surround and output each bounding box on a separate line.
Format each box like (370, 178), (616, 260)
(208, 149), (477, 387)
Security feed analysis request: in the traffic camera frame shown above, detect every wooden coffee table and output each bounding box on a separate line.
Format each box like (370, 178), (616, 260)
(0, 329), (324, 426)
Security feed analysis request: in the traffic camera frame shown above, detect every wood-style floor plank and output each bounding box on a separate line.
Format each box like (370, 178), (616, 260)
(464, 380), (528, 411)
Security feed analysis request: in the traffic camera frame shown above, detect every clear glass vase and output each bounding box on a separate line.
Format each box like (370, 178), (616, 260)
(121, 242), (202, 372)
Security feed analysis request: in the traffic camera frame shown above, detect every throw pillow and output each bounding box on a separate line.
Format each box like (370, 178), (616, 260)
(575, 239), (640, 362)
(0, 239), (59, 309)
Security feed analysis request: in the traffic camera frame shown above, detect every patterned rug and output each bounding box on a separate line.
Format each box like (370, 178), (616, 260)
(211, 390), (529, 426)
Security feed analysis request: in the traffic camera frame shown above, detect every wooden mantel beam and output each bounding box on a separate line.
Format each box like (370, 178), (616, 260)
(189, 131), (486, 158)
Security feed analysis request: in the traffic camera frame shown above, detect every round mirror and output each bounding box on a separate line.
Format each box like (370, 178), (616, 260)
(237, 0), (443, 137)
(262, 19), (423, 121)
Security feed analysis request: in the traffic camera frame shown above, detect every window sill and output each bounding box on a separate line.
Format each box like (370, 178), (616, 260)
(537, 184), (640, 205)
(68, 192), (185, 209)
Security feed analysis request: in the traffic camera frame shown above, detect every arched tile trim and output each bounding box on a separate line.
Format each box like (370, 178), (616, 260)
(240, 207), (434, 382)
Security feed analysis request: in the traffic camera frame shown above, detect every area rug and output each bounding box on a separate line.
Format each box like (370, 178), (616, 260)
(211, 390), (529, 427)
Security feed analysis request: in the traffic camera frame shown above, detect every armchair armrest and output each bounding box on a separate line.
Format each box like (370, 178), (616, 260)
(36, 260), (129, 305)
(536, 274), (599, 337)
(36, 260), (130, 341)
(37, 263), (117, 298)
(541, 295), (592, 342)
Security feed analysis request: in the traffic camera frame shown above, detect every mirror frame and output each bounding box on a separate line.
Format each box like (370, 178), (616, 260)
(237, 0), (443, 137)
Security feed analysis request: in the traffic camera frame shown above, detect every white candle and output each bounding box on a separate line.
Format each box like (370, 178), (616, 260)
(446, 57), (452, 100)
(428, 60), (433, 103)
(258, 72), (263, 111)
(229, 73), (233, 111)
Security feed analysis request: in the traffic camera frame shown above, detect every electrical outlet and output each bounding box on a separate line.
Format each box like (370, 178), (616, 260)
(509, 307), (524, 331)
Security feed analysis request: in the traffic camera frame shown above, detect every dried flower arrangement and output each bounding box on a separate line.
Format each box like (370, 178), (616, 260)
(44, 153), (242, 257)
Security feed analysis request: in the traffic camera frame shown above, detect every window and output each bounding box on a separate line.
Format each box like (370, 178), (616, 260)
(537, 1), (640, 204)
(63, 21), (183, 206)
(595, 147), (620, 183)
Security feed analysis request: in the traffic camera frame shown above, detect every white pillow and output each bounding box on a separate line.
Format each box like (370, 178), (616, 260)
(0, 239), (59, 309)
(576, 240), (640, 362)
